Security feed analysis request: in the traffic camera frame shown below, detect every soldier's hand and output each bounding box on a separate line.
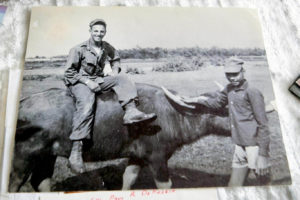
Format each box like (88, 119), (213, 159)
(85, 79), (101, 93)
(255, 155), (270, 176)
(107, 71), (119, 77)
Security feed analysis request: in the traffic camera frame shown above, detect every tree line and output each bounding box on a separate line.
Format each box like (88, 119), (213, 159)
(118, 47), (265, 59)
(27, 47), (266, 61)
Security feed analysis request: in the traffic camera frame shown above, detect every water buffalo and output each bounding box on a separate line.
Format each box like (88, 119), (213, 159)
(9, 83), (231, 192)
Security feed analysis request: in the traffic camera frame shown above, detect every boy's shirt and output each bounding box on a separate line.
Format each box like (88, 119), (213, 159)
(201, 80), (270, 157)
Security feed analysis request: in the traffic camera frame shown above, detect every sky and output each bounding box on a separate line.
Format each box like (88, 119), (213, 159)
(26, 7), (265, 58)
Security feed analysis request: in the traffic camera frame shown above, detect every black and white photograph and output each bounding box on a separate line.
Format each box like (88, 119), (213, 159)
(8, 7), (291, 192)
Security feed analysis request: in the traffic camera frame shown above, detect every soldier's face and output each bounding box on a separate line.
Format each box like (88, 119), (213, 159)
(90, 24), (106, 43)
(225, 71), (244, 86)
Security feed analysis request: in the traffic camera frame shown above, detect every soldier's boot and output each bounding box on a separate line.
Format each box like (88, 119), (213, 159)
(68, 140), (86, 174)
(123, 100), (157, 125)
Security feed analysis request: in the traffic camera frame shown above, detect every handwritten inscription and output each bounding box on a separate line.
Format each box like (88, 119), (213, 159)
(90, 189), (176, 200)
(141, 189), (176, 196)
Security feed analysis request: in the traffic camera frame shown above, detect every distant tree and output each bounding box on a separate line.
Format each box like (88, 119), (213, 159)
(118, 47), (266, 59)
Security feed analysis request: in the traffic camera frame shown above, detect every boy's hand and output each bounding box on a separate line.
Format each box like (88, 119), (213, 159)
(255, 155), (270, 176)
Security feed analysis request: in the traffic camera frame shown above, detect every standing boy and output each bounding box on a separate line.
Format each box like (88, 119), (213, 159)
(183, 58), (270, 186)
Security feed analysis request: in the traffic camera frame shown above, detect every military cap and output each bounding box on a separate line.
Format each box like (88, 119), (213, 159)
(89, 19), (106, 28)
(224, 57), (244, 73)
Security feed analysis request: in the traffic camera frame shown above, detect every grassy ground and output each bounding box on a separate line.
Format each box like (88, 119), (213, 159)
(17, 58), (291, 191)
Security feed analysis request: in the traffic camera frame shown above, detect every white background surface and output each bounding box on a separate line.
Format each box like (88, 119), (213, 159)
(0, 0), (300, 199)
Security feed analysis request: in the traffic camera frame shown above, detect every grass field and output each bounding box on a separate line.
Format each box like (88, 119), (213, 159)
(17, 57), (291, 191)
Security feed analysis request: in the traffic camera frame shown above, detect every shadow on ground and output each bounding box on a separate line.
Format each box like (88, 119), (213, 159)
(52, 164), (290, 191)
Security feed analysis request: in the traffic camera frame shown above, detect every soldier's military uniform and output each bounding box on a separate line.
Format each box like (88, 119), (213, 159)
(64, 39), (140, 140)
(64, 19), (156, 173)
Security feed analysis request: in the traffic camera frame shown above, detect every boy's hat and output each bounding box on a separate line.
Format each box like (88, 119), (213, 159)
(89, 19), (106, 28)
(224, 57), (244, 73)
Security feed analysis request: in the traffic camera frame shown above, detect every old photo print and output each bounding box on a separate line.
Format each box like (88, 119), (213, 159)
(9, 7), (291, 192)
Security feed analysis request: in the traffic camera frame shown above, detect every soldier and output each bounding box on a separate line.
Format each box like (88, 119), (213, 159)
(183, 58), (270, 186)
(64, 19), (156, 173)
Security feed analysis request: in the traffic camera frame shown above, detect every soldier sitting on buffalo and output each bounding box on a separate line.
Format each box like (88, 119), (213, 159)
(182, 58), (271, 186)
(64, 19), (156, 174)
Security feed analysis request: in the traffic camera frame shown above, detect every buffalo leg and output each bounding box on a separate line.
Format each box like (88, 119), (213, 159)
(9, 155), (33, 192)
(149, 161), (172, 189)
(9, 169), (31, 192)
(30, 155), (57, 191)
(122, 164), (141, 190)
(154, 178), (172, 189)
